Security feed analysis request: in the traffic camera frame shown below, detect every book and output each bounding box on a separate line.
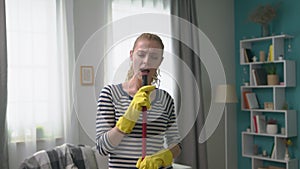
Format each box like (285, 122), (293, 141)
(241, 48), (249, 63)
(271, 144), (277, 158)
(245, 93), (259, 109)
(270, 143), (275, 158)
(268, 45), (274, 61)
(256, 115), (266, 133)
(244, 48), (253, 62)
(244, 53), (249, 63)
(253, 68), (267, 85)
(253, 115), (258, 133)
(270, 143), (274, 156)
(252, 69), (257, 86)
(242, 91), (252, 109)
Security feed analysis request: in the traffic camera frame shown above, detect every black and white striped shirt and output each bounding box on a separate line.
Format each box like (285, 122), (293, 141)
(96, 84), (181, 169)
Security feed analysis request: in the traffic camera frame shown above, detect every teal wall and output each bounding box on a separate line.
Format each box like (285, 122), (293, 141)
(235, 0), (300, 168)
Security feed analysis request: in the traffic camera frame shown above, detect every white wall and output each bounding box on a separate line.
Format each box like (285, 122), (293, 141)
(195, 0), (236, 169)
(73, 0), (236, 169)
(73, 0), (108, 145)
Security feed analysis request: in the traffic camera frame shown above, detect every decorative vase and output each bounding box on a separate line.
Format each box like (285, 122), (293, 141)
(266, 124), (278, 134)
(261, 24), (270, 37)
(285, 147), (290, 160)
(267, 74), (279, 85)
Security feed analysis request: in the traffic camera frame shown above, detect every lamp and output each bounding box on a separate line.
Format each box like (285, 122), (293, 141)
(215, 84), (237, 169)
(215, 84), (238, 103)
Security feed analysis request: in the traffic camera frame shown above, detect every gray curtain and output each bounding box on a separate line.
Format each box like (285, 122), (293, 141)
(0, 0), (9, 168)
(171, 0), (208, 169)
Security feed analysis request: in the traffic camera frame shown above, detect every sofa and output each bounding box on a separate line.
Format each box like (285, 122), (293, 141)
(20, 143), (191, 169)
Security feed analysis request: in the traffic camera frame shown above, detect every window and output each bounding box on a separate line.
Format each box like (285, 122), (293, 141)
(6, 0), (63, 142)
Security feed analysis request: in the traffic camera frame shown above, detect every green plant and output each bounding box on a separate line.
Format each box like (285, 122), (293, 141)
(285, 138), (292, 147)
(267, 118), (277, 124)
(265, 63), (276, 75)
(36, 126), (45, 138)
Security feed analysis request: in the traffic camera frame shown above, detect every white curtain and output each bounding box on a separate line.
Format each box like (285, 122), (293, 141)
(56, 0), (78, 145)
(5, 0), (75, 168)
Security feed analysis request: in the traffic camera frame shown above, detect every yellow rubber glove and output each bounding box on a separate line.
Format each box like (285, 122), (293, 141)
(116, 85), (156, 134)
(136, 149), (173, 169)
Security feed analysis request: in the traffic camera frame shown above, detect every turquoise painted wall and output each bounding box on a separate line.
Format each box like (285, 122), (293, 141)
(235, 0), (300, 168)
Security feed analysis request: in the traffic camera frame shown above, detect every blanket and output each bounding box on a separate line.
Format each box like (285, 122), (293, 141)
(19, 143), (97, 169)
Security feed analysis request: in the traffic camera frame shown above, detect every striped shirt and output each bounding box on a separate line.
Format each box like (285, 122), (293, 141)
(96, 84), (181, 169)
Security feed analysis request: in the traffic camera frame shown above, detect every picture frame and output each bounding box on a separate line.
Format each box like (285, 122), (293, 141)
(80, 66), (94, 85)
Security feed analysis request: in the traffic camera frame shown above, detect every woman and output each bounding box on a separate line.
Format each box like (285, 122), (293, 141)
(96, 33), (181, 169)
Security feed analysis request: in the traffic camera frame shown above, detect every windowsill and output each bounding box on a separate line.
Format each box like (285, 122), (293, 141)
(12, 137), (64, 144)
(36, 137), (64, 142)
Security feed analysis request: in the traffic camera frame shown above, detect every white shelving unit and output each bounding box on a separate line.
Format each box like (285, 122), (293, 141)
(240, 34), (293, 64)
(241, 60), (296, 87)
(240, 35), (298, 169)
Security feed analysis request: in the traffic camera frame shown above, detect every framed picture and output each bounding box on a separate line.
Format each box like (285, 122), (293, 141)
(80, 66), (94, 85)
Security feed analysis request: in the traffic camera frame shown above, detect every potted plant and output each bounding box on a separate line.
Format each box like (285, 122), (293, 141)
(266, 118), (277, 134)
(36, 126), (45, 139)
(265, 63), (279, 85)
(249, 3), (277, 37)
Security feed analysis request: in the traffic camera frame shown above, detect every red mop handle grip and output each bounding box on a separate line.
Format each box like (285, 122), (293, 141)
(142, 106), (147, 160)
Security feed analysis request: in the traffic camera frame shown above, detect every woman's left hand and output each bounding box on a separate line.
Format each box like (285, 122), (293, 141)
(136, 149), (173, 169)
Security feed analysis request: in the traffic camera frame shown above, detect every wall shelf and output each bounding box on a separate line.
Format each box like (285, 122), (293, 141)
(240, 35), (298, 169)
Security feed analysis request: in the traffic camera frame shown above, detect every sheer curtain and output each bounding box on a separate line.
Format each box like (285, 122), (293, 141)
(57, 0), (78, 145)
(5, 0), (75, 168)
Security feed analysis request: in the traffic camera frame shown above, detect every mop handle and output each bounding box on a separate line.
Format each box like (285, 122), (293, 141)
(141, 73), (148, 160)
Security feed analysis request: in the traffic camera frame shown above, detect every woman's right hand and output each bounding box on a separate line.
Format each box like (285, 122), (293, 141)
(116, 85), (155, 134)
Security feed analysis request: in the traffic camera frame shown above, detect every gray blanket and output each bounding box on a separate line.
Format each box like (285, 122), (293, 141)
(19, 143), (95, 169)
